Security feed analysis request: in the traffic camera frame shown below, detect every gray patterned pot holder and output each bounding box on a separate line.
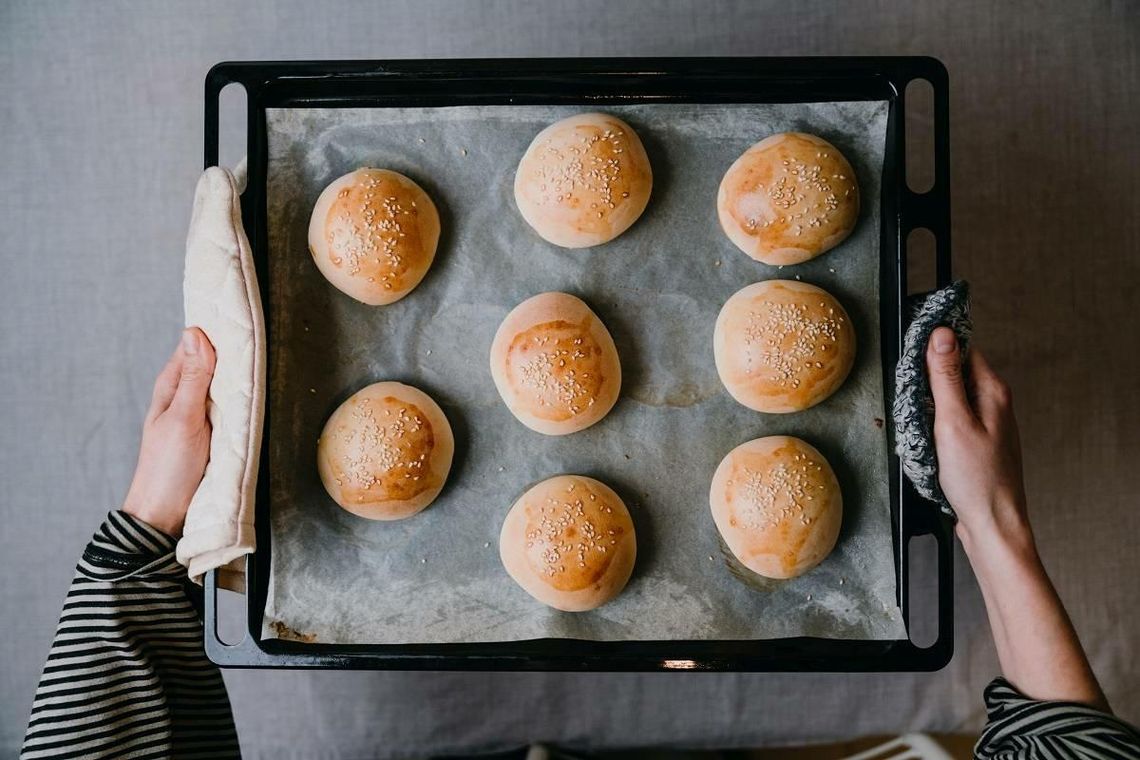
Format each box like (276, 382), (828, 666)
(892, 280), (972, 519)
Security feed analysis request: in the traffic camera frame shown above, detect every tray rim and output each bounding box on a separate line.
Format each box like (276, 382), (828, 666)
(202, 56), (955, 672)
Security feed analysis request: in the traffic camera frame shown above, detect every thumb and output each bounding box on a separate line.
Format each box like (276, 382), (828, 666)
(170, 328), (216, 417)
(925, 326), (974, 423)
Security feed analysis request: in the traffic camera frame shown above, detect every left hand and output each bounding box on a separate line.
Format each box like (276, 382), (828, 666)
(121, 327), (216, 537)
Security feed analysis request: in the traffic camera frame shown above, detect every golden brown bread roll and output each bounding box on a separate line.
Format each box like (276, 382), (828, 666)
(714, 279), (855, 413)
(717, 132), (859, 265)
(500, 474), (636, 611)
(317, 382), (453, 520)
(709, 436), (842, 579)
(514, 113), (652, 248)
(307, 168), (440, 305)
(490, 292), (621, 435)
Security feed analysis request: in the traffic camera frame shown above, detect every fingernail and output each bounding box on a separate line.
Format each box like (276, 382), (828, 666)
(933, 328), (956, 354)
(181, 329), (198, 355)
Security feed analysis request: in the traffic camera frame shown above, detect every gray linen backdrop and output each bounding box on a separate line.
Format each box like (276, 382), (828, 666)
(1, 2), (1137, 758)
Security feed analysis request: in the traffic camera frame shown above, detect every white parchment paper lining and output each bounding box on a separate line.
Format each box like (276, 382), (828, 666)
(262, 101), (906, 643)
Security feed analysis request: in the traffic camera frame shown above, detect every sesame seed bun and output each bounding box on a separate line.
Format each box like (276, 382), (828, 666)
(500, 475), (636, 611)
(717, 132), (859, 265)
(317, 382), (454, 520)
(490, 292), (621, 436)
(307, 168), (440, 305)
(714, 280), (855, 413)
(514, 113), (652, 248)
(710, 436), (842, 579)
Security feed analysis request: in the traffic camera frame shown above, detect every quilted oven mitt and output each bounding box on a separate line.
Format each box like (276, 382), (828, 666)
(891, 280), (972, 519)
(177, 165), (265, 591)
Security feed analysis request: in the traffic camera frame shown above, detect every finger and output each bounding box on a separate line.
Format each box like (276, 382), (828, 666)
(925, 326), (976, 426)
(169, 327), (217, 418)
(147, 344), (186, 422)
(966, 348), (1013, 429)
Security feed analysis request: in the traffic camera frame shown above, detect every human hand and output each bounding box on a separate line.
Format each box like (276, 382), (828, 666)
(925, 326), (1032, 554)
(121, 328), (216, 538)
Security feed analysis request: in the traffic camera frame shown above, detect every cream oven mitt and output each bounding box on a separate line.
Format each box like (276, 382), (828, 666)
(177, 164), (265, 591)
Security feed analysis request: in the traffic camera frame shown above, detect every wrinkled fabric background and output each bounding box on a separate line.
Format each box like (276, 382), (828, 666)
(1, 2), (1137, 757)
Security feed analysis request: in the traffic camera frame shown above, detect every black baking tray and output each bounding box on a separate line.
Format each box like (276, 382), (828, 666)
(202, 57), (953, 671)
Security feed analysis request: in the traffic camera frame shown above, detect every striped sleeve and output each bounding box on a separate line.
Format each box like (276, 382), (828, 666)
(976, 677), (1140, 759)
(21, 511), (240, 759)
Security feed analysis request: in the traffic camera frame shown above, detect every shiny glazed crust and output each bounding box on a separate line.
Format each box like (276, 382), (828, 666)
(307, 168), (440, 305)
(490, 292), (622, 435)
(500, 475), (637, 611)
(317, 382), (454, 520)
(709, 436), (842, 579)
(714, 280), (855, 413)
(717, 132), (859, 265)
(514, 113), (652, 248)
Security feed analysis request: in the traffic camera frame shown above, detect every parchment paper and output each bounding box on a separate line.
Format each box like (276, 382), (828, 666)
(262, 101), (906, 643)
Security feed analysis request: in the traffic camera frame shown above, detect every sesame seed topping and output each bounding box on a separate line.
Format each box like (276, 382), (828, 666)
(739, 295), (844, 386)
(525, 480), (624, 582)
(509, 320), (604, 420)
(744, 146), (852, 239)
(328, 394), (435, 501)
(534, 124), (631, 216)
(324, 171), (421, 284)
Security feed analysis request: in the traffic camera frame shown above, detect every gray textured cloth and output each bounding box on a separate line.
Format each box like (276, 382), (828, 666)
(3, 2), (1139, 758)
(893, 281), (972, 518)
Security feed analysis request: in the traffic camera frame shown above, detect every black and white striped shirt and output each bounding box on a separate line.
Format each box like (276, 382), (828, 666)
(21, 512), (1140, 759)
(977, 679), (1140, 759)
(21, 511), (239, 759)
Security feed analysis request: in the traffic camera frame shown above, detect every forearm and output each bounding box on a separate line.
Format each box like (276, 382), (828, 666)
(960, 502), (1108, 711)
(22, 511), (238, 760)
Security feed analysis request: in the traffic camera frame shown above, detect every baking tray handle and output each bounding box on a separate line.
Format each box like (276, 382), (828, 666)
(895, 55), (954, 670)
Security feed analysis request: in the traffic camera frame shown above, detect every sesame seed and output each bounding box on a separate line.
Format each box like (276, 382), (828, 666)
(537, 126), (627, 213)
(332, 396), (436, 500)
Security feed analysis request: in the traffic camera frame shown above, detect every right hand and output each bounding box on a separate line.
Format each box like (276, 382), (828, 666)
(121, 328), (217, 537)
(925, 326), (1031, 551)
